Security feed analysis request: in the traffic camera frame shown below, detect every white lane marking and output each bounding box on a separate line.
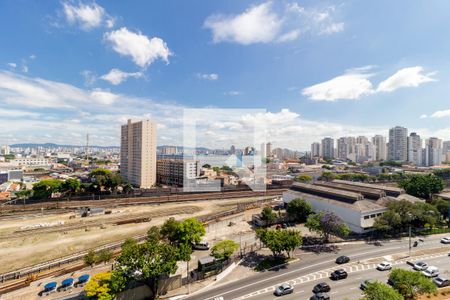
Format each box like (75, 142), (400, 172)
(205, 244), (442, 300)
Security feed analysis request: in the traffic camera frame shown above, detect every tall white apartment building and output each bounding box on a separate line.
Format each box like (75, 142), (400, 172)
(425, 137), (442, 166)
(372, 135), (387, 161)
(407, 132), (422, 166)
(321, 138), (335, 159)
(120, 119), (157, 188)
(311, 142), (321, 157)
(388, 126), (408, 162)
(0, 146), (10, 155)
(337, 137), (356, 160)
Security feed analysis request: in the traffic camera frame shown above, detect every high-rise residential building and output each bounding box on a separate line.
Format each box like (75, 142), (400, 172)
(321, 137), (335, 159)
(160, 146), (177, 155)
(230, 145), (236, 155)
(0, 145), (10, 155)
(337, 137), (355, 160)
(443, 141), (450, 155)
(266, 142), (272, 157)
(372, 135), (387, 161)
(157, 159), (200, 186)
(311, 142), (321, 157)
(356, 136), (369, 145)
(388, 126), (408, 162)
(120, 119), (157, 188)
(425, 137), (443, 166)
(407, 132), (422, 166)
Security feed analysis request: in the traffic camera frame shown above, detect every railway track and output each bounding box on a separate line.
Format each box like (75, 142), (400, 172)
(0, 205), (201, 239)
(0, 189), (285, 214)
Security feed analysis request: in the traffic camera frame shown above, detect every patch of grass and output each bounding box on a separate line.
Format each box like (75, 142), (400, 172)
(255, 256), (293, 271)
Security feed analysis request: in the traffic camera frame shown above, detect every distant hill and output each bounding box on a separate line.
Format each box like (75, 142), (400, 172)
(10, 143), (119, 149)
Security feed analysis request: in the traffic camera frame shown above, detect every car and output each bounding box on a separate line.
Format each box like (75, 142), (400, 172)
(274, 283), (294, 296)
(376, 261), (392, 271)
(310, 293), (330, 300)
(413, 261), (428, 271)
(213, 297), (224, 300)
(360, 279), (376, 290)
(335, 255), (350, 264)
(330, 269), (348, 280)
(193, 241), (210, 250)
(422, 266), (439, 278)
(441, 237), (450, 244)
(434, 277), (450, 287)
(313, 282), (331, 293)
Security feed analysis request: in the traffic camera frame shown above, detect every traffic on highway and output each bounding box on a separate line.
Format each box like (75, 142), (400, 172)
(187, 235), (450, 300)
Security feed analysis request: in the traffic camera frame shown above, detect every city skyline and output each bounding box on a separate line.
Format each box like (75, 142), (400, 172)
(1, 1), (450, 149)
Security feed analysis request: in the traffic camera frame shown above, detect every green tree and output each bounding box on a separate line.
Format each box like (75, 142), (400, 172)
(374, 200), (442, 233)
(431, 197), (449, 220)
(211, 240), (240, 260)
(32, 179), (62, 199)
(362, 281), (403, 300)
(320, 171), (336, 182)
(60, 178), (81, 196)
(85, 272), (114, 300)
(305, 212), (350, 242)
(112, 235), (179, 299)
(398, 174), (445, 200)
(389, 268), (436, 300)
(256, 229), (302, 258)
(84, 250), (96, 267)
(89, 168), (122, 193)
(294, 175), (313, 183)
(15, 189), (32, 200)
(286, 199), (313, 223)
(260, 207), (277, 226)
(96, 249), (113, 264)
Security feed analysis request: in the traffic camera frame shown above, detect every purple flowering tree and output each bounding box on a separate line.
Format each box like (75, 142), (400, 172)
(306, 211), (350, 242)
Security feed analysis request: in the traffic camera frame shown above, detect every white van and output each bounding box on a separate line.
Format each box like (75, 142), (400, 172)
(422, 266), (439, 277)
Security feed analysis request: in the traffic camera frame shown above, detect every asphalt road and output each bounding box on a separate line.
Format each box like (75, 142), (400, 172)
(186, 235), (450, 300)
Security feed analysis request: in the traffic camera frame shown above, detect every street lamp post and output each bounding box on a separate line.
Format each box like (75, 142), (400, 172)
(409, 225), (412, 256)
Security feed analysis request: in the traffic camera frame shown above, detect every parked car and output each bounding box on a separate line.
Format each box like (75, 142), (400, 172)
(335, 255), (350, 264)
(313, 282), (331, 293)
(360, 279), (375, 290)
(213, 297), (224, 300)
(413, 261), (428, 271)
(376, 261), (392, 271)
(422, 266), (439, 278)
(310, 293), (330, 300)
(193, 241), (210, 250)
(330, 269), (348, 280)
(274, 283), (294, 296)
(434, 277), (450, 288)
(441, 237), (450, 244)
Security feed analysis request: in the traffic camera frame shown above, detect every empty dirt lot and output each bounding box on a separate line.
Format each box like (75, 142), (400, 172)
(0, 196), (273, 273)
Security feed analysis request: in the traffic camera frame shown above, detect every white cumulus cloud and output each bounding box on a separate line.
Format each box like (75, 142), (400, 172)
(430, 110), (450, 118)
(302, 69), (374, 101)
(62, 1), (114, 30)
(303, 65), (436, 101)
(204, 2), (282, 45)
(377, 66), (436, 92)
(100, 68), (144, 85)
(104, 27), (171, 68)
(197, 73), (219, 81)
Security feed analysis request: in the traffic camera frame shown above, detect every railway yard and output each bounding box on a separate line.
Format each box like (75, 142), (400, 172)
(0, 189), (283, 275)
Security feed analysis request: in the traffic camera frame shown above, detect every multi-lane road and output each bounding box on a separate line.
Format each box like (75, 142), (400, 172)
(186, 235), (450, 300)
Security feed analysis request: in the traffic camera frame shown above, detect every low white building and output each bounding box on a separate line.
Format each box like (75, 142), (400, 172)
(283, 182), (387, 233)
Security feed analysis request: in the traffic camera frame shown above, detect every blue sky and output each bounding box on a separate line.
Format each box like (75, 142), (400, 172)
(0, 0), (450, 150)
